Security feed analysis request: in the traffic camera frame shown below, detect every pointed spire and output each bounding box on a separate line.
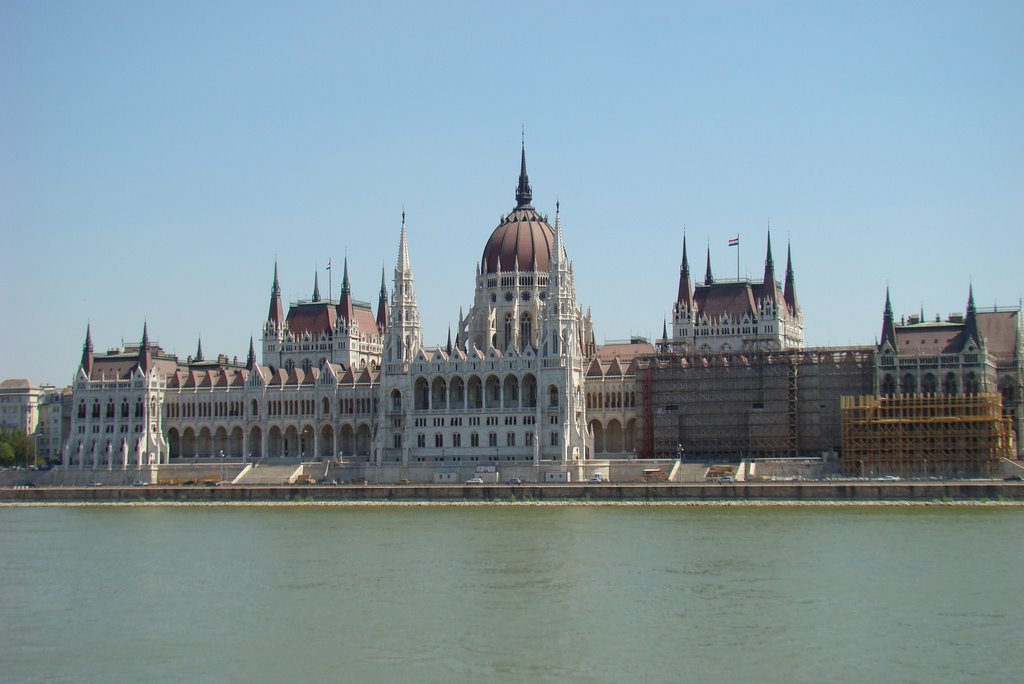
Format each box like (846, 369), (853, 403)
(195, 337), (204, 362)
(312, 271), (321, 302)
(375, 264), (388, 331)
(515, 136), (533, 208)
(551, 200), (564, 268)
(398, 210), (412, 273)
(246, 336), (257, 370)
(783, 240), (798, 313)
(963, 284), (981, 347)
(762, 231), (778, 303)
(337, 256), (354, 323)
(880, 287), (897, 350)
(677, 234), (693, 306)
(446, 326), (453, 355)
(139, 321), (151, 372)
(704, 245), (714, 285)
(80, 324), (94, 375)
(662, 318), (668, 340)
(268, 261), (284, 326)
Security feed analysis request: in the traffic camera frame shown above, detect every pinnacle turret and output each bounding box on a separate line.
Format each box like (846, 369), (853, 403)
(677, 235), (693, 306)
(80, 324), (94, 375)
(376, 265), (388, 331)
(246, 336), (257, 370)
(963, 284), (981, 347)
(139, 321), (151, 373)
(195, 337), (204, 362)
(268, 262), (284, 326)
(783, 241), (798, 313)
(337, 256), (354, 323)
(312, 272), (321, 302)
(880, 288), (897, 350)
(704, 246), (714, 285)
(763, 231), (777, 303)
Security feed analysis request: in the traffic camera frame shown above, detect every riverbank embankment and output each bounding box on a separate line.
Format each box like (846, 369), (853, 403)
(2, 481), (1022, 504)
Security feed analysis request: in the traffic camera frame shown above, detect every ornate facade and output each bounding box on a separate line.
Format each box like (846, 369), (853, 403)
(876, 287), (1023, 453)
(374, 147), (592, 465)
(665, 233), (803, 354)
(63, 147), (595, 473)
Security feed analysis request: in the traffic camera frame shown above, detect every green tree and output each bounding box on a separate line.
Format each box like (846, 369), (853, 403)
(0, 428), (36, 467)
(0, 441), (14, 467)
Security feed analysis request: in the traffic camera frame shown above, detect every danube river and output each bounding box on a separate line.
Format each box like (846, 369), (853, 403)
(1, 504), (1021, 683)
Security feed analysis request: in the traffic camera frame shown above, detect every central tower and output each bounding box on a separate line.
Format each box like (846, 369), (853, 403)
(463, 143), (557, 354)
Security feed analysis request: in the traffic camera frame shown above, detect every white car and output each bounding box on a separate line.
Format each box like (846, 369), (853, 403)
(465, 477), (484, 484)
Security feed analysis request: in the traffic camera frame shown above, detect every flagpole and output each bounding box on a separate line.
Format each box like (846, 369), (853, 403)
(328, 260), (332, 302)
(736, 233), (740, 280)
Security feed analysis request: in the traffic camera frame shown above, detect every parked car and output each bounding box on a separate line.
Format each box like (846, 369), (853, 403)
(465, 477), (484, 484)
(717, 476), (735, 484)
(588, 474), (607, 483)
(879, 475), (901, 481)
(1004, 475), (1023, 481)
(505, 478), (523, 485)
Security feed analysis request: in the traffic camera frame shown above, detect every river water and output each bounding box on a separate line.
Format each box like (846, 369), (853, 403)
(1, 504), (1021, 683)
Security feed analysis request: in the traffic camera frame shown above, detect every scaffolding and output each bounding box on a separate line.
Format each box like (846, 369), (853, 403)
(637, 347), (874, 460)
(840, 392), (1015, 478)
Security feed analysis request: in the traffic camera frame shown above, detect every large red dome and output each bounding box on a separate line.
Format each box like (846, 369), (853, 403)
(481, 207), (555, 274)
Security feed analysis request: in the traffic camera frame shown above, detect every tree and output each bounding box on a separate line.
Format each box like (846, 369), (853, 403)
(0, 442), (13, 467)
(0, 428), (36, 467)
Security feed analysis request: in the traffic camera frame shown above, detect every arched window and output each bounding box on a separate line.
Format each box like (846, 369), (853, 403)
(943, 373), (958, 395)
(92, 401), (100, 418)
(1001, 379), (1015, 404)
(302, 359), (311, 373)
(965, 372), (979, 395)
(121, 400), (129, 418)
(106, 400), (115, 418)
(504, 313), (514, 349)
(391, 389), (402, 411)
(322, 397), (331, 415)
(549, 386), (559, 407)
(520, 313), (532, 350)
(901, 374), (916, 395)
(251, 399), (259, 416)
(881, 374), (896, 396)
(922, 373), (937, 395)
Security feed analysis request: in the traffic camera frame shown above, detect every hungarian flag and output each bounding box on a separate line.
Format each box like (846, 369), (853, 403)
(728, 236), (739, 247)
(326, 259), (332, 271)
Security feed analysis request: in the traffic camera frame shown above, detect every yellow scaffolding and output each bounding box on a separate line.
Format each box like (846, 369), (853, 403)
(841, 392), (1015, 478)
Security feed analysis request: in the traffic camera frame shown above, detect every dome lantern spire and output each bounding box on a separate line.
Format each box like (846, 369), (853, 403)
(515, 134), (532, 208)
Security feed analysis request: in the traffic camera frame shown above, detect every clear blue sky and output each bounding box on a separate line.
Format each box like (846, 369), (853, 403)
(2, 1), (1022, 385)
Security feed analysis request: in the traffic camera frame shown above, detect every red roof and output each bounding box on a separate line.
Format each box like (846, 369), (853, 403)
(978, 310), (1019, 358)
(593, 342), (656, 362)
(481, 207), (555, 274)
(286, 302), (380, 338)
(893, 310), (1019, 357)
(286, 303), (336, 338)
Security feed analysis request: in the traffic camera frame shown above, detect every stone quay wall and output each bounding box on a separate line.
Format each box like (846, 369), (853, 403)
(2, 481), (1022, 504)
